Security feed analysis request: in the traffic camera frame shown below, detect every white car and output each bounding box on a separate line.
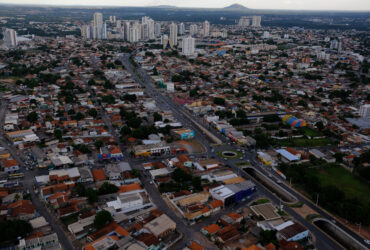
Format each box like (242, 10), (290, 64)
(364, 240), (370, 245)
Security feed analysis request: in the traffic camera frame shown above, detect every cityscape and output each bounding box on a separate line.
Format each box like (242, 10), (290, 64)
(0, 2), (369, 250)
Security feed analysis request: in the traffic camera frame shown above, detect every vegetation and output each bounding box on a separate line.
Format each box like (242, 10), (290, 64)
(0, 220), (32, 245)
(159, 168), (202, 193)
(251, 198), (270, 206)
(279, 162), (370, 225)
(94, 210), (113, 229)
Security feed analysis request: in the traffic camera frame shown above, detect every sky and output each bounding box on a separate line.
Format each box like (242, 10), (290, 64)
(0, 0), (369, 11)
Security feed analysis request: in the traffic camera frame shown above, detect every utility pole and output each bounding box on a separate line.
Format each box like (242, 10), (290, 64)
(316, 193), (319, 206)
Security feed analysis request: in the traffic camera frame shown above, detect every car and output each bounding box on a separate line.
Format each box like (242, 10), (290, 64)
(240, 157), (243, 160)
(277, 180), (282, 184)
(364, 240), (370, 245)
(268, 174), (272, 178)
(149, 181), (153, 184)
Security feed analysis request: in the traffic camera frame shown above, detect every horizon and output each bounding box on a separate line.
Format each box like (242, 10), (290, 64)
(0, 1), (369, 11)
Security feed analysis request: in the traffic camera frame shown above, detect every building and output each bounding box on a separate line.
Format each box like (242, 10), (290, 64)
(252, 16), (262, 27)
(169, 22), (178, 48)
(107, 192), (150, 214)
(182, 36), (196, 56)
(144, 214), (176, 238)
(93, 12), (106, 39)
(154, 23), (161, 37)
(179, 22), (185, 35)
(129, 24), (140, 43)
(3, 28), (17, 48)
(189, 24), (198, 36)
(203, 21), (210, 37)
(18, 233), (60, 250)
(172, 128), (195, 139)
(238, 16), (250, 27)
(359, 104), (370, 118)
(277, 222), (309, 242)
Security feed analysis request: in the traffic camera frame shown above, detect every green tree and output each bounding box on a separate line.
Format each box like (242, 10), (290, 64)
(99, 182), (119, 195)
(0, 220), (32, 244)
(94, 210), (113, 229)
(54, 129), (63, 140)
(214, 97), (225, 106)
(27, 111), (38, 123)
(153, 112), (162, 122)
(236, 109), (246, 118)
(88, 108), (98, 118)
(94, 140), (104, 149)
(86, 188), (98, 204)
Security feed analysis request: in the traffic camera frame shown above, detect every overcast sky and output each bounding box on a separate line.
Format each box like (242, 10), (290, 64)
(1, 0), (369, 11)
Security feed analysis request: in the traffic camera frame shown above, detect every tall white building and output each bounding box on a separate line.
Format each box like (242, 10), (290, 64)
(203, 21), (210, 37)
(238, 16), (250, 27)
(129, 24), (140, 43)
(141, 16), (155, 40)
(190, 24), (198, 36)
(359, 104), (370, 118)
(124, 22), (131, 41)
(169, 22), (178, 48)
(93, 12), (106, 39)
(179, 23), (185, 35)
(154, 23), (161, 37)
(252, 16), (262, 27)
(161, 34), (169, 49)
(80, 25), (91, 39)
(3, 28), (17, 48)
(182, 36), (195, 56)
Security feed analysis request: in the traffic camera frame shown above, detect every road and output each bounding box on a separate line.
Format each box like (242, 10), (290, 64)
(0, 99), (75, 250)
(120, 54), (368, 250)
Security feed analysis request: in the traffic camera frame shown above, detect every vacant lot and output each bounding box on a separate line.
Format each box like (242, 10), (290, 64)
(274, 137), (333, 147)
(313, 165), (370, 206)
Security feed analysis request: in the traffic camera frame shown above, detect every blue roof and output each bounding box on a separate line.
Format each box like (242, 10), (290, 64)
(275, 149), (300, 162)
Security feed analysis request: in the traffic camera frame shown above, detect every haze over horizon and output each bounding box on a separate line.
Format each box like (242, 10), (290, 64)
(1, 0), (370, 11)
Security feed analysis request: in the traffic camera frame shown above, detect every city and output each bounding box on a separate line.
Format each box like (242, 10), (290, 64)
(0, 2), (369, 250)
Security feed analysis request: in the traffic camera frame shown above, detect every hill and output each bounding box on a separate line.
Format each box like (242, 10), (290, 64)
(223, 4), (248, 10)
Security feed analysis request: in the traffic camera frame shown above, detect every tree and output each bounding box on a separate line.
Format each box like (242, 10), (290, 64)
(172, 168), (192, 183)
(316, 121), (324, 131)
(27, 111), (38, 123)
(214, 97), (225, 106)
(75, 112), (85, 121)
(259, 230), (277, 245)
(88, 108), (98, 118)
(86, 188), (98, 204)
(99, 182), (119, 195)
(75, 183), (86, 196)
(94, 140), (104, 149)
(127, 117), (142, 128)
(94, 210), (113, 229)
(236, 109), (246, 118)
(120, 126), (131, 136)
(131, 169), (141, 177)
(0, 220), (32, 244)
(153, 112), (162, 122)
(54, 129), (63, 140)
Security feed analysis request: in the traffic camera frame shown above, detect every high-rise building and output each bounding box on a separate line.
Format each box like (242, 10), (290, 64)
(141, 16), (155, 40)
(161, 34), (169, 49)
(182, 36), (195, 56)
(3, 28), (17, 48)
(169, 22), (178, 48)
(252, 16), (262, 27)
(238, 16), (250, 27)
(141, 23), (149, 40)
(129, 24), (140, 43)
(93, 12), (105, 39)
(179, 23), (185, 35)
(116, 20), (121, 28)
(359, 104), (370, 118)
(190, 24), (198, 36)
(154, 23), (161, 37)
(80, 25), (91, 39)
(203, 21), (210, 37)
(124, 22), (131, 41)
(109, 16), (116, 23)
(262, 31), (270, 39)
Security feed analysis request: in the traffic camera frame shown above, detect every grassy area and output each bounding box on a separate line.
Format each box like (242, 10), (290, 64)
(216, 150), (243, 159)
(287, 201), (304, 208)
(235, 161), (250, 166)
(300, 127), (322, 137)
(313, 165), (370, 206)
(251, 198), (270, 205)
(274, 137), (333, 147)
(277, 210), (288, 216)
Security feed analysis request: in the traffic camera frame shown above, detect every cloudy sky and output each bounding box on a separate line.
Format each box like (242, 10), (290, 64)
(0, 0), (369, 11)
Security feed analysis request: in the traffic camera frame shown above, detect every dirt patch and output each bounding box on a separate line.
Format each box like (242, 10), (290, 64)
(292, 204), (317, 218)
(226, 234), (258, 249)
(173, 139), (206, 154)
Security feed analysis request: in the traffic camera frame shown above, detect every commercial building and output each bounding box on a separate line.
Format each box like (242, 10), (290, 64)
(203, 21), (210, 37)
(252, 16), (262, 27)
(172, 128), (195, 139)
(144, 214), (176, 238)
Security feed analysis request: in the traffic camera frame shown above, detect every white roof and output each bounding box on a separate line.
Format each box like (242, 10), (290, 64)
(149, 168), (170, 178)
(49, 167), (80, 178)
(29, 216), (49, 229)
(275, 149), (300, 161)
(210, 185), (234, 198)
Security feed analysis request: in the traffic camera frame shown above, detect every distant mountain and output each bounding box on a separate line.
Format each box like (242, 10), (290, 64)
(224, 4), (248, 10)
(151, 5), (177, 8)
